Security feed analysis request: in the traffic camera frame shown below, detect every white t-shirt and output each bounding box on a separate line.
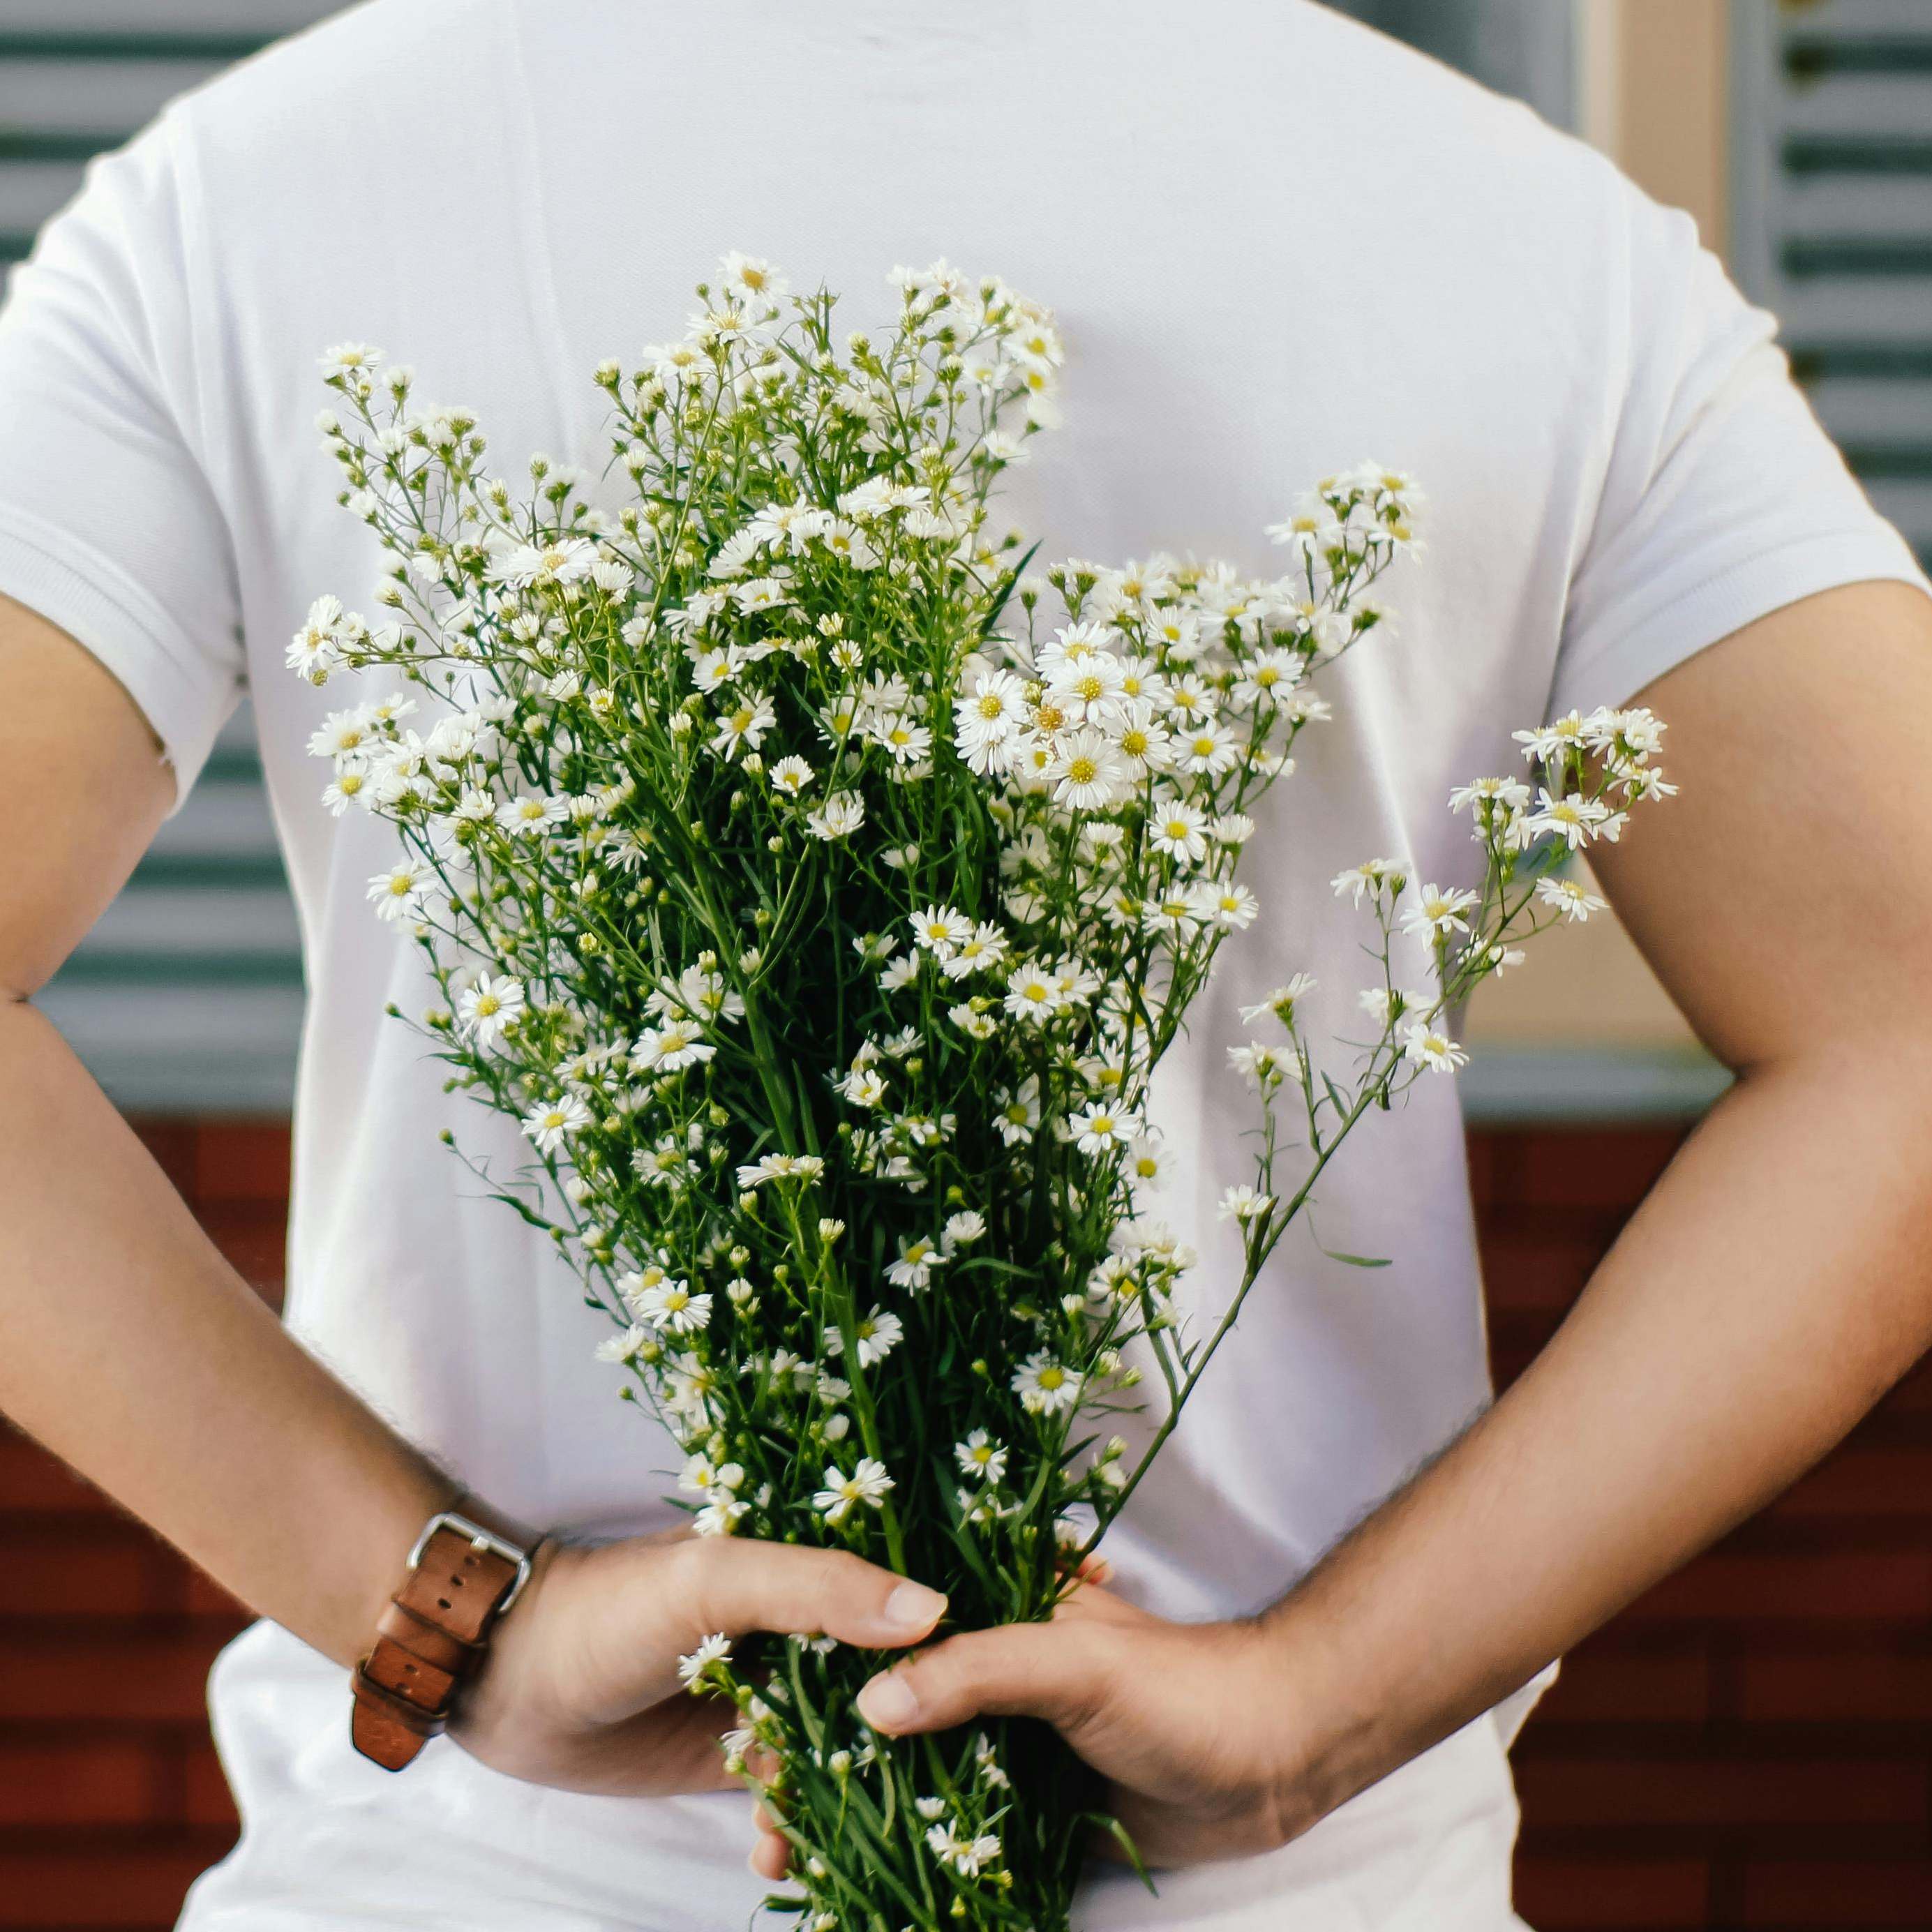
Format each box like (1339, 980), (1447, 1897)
(1, 5), (1922, 1928)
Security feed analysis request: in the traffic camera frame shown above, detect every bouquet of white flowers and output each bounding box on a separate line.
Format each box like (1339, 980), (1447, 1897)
(295, 254), (1669, 1932)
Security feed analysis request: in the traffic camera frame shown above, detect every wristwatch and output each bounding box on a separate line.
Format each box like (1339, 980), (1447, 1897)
(350, 1509), (535, 1771)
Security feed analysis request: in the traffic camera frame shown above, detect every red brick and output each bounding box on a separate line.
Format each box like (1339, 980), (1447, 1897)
(177, 1568), (249, 1622)
(1739, 1649), (1932, 1723)
(1477, 1228), (1606, 1311)
(188, 1121), (290, 1205)
(1771, 1448), (1932, 1519)
(1521, 1755), (1927, 1830)
(1512, 1128), (1686, 1213)
(1536, 1648), (1712, 1725)
(126, 1118), (197, 1196)
(193, 1203), (287, 1298)
(0, 1834), (228, 1925)
(1872, 1355), (1932, 1416)
(0, 1741), (158, 1827)
(1625, 1551), (1932, 1625)
(1465, 1129), (1508, 1210)
(0, 1529), (167, 1619)
(1739, 1859), (1932, 1926)
(179, 1745), (237, 1832)
(1513, 1855), (1709, 1929)
(0, 1629), (227, 1725)
(0, 1430), (113, 1514)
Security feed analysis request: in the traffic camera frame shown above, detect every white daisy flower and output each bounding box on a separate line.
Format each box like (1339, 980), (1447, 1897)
(635, 1276), (712, 1334)
(828, 1307), (903, 1369)
(835, 1065), (888, 1108)
(1239, 975), (1317, 1026)
(1070, 1102), (1139, 1156)
(954, 1430), (1008, 1485)
(910, 904), (973, 959)
(1513, 711), (1593, 763)
(942, 1209), (986, 1250)
(497, 792), (569, 837)
(1401, 1020), (1469, 1072)
(1126, 1135), (1167, 1190)
(366, 862), (433, 924)
(1177, 721), (1240, 775)
(1012, 1351), (1081, 1416)
(522, 1093), (592, 1153)
(717, 250), (788, 310)
(1048, 727), (1128, 812)
(1536, 875), (1607, 922)
(1207, 882), (1259, 930)
(1331, 858), (1403, 905)
(495, 537), (597, 588)
(735, 1153), (826, 1188)
(813, 1457), (894, 1526)
(954, 669), (1026, 772)
(677, 1631), (733, 1686)
(633, 1020), (716, 1072)
(807, 792), (867, 840)
(711, 694), (777, 761)
(887, 1236), (943, 1291)
(1527, 788), (1612, 851)
(693, 1497), (749, 1538)
(1400, 883), (1480, 940)
(1002, 962), (1066, 1024)
(945, 921), (1008, 979)
(1218, 1184), (1274, 1223)
(593, 1323), (650, 1365)
(1147, 798), (1208, 866)
(457, 974), (525, 1047)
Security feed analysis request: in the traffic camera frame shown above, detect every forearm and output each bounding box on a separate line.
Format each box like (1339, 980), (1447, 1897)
(1275, 1039), (1932, 1813)
(0, 998), (460, 1667)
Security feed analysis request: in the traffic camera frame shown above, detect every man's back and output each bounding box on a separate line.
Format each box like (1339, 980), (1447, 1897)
(0, 5), (1915, 1927)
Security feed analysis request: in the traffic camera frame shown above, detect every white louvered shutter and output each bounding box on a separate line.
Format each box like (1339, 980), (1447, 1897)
(1732, 0), (1932, 578)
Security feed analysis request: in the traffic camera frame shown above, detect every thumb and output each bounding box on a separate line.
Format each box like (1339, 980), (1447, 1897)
(854, 1619), (1110, 1738)
(670, 1536), (948, 1652)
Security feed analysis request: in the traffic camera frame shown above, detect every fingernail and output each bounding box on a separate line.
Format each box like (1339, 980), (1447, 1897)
(858, 1672), (920, 1730)
(883, 1580), (947, 1631)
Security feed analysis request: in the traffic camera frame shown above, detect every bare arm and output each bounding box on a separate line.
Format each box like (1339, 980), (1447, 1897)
(838, 579), (1932, 1867)
(0, 597), (947, 1792)
(0, 594), (453, 1666)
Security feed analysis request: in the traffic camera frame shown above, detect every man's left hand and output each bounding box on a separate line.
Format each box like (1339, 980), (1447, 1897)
(747, 1574), (1343, 1880)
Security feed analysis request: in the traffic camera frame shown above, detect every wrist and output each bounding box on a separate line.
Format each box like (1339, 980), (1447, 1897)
(348, 1503), (541, 1771)
(1248, 1596), (1399, 1828)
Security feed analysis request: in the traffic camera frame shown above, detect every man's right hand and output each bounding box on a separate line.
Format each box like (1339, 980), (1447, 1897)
(451, 1531), (947, 1795)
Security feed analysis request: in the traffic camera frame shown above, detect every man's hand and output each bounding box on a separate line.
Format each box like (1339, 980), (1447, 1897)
(747, 1574), (1338, 1881)
(454, 1530), (947, 1796)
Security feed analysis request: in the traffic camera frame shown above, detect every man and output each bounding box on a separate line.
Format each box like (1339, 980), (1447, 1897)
(1, 4), (1928, 1928)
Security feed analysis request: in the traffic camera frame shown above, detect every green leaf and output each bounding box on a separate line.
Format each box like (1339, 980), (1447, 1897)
(1086, 1811), (1158, 1894)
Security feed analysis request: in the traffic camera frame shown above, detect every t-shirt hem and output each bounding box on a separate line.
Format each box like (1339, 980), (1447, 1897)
(0, 498), (237, 809)
(1551, 524), (1932, 721)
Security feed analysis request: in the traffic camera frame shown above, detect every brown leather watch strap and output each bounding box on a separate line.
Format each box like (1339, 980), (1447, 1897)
(351, 1515), (532, 1772)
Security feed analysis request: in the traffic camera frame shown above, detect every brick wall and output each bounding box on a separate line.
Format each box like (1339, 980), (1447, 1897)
(0, 1121), (1926, 1930)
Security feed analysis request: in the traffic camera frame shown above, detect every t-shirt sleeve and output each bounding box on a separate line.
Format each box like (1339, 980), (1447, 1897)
(1550, 183), (1930, 723)
(0, 110), (244, 807)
